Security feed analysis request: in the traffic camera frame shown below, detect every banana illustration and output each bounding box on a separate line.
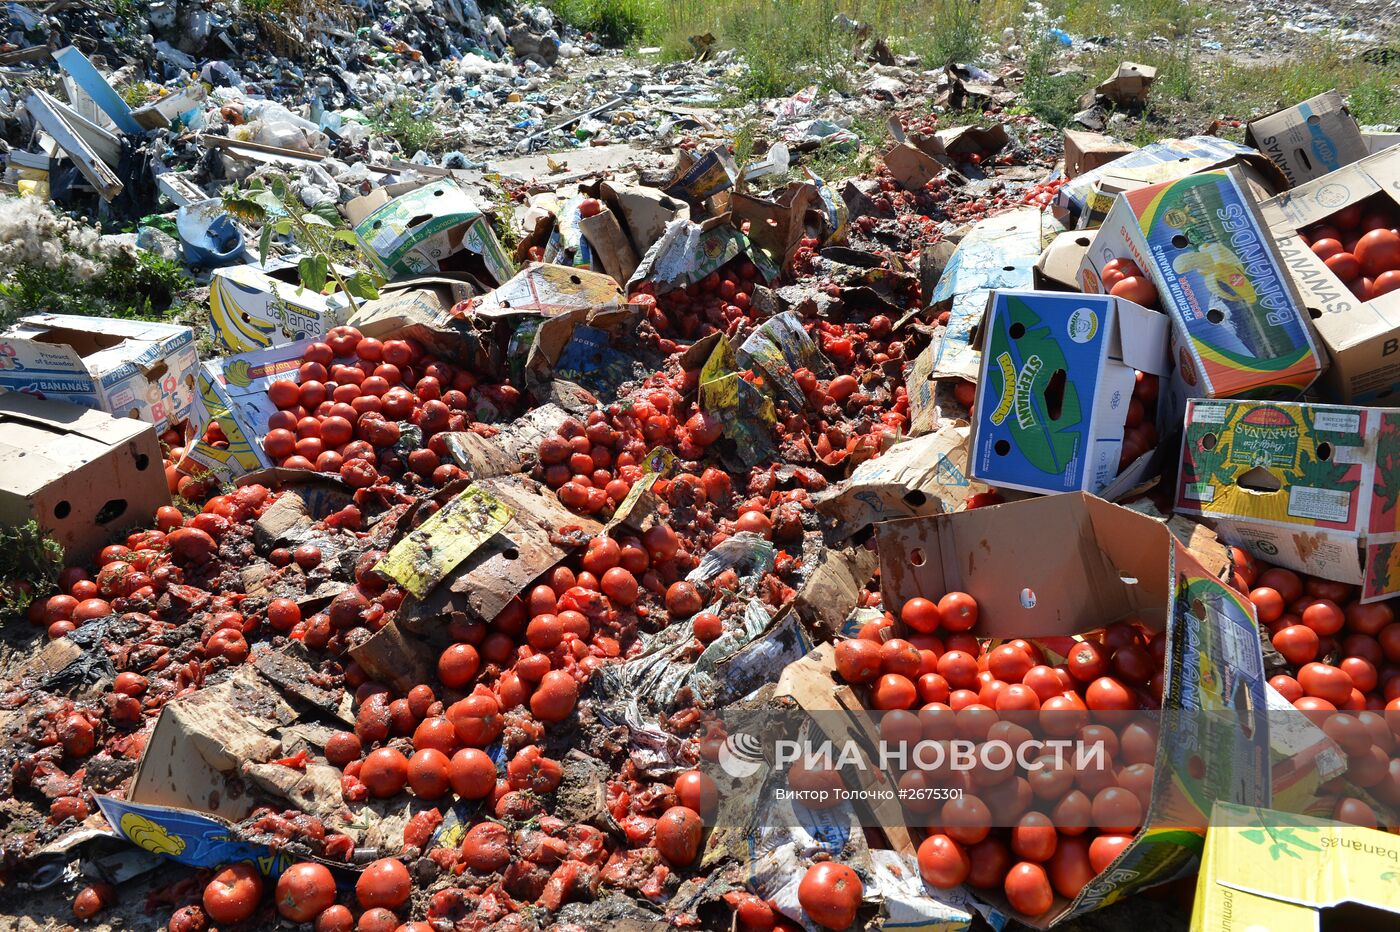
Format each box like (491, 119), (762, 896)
(120, 812), (188, 856)
(1171, 243), (1256, 305)
(224, 358), (253, 389)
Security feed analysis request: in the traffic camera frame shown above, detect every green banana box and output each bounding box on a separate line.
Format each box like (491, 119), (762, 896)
(970, 289), (1170, 497)
(1176, 399), (1400, 602)
(178, 340), (316, 484)
(1079, 168), (1324, 409)
(351, 179), (514, 285)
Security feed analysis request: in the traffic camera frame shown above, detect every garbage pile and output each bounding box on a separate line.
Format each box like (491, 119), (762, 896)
(1, 6), (1399, 931)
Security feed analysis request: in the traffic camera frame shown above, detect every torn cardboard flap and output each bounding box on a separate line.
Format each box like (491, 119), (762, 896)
(1244, 89), (1368, 188)
(1034, 230), (1095, 291)
(729, 182), (820, 267)
(598, 181), (689, 258)
(375, 484), (514, 598)
(467, 262), (627, 320)
(349, 621), (438, 695)
(577, 207), (640, 284)
(814, 424), (979, 538)
(1095, 61), (1156, 106)
(935, 124), (1009, 158)
(347, 274), (487, 366)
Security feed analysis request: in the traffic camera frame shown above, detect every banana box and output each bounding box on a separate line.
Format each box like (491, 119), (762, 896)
(1175, 399), (1400, 602)
(1191, 802), (1400, 932)
(178, 340), (313, 484)
(970, 289), (1169, 498)
(208, 260), (353, 354)
(348, 179), (514, 285)
(1079, 168), (1325, 413)
(0, 314), (197, 432)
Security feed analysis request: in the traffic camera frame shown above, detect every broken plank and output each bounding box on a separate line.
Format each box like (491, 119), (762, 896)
(24, 90), (123, 200)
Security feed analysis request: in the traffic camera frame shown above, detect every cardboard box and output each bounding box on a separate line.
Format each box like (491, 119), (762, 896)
(349, 179), (514, 285)
(1034, 230), (1095, 290)
(970, 290), (1169, 497)
(1175, 399), (1400, 603)
(1055, 136), (1285, 222)
(1191, 801), (1400, 932)
(878, 493), (1270, 926)
(1095, 61), (1156, 106)
(1245, 90), (1368, 188)
(1260, 147), (1400, 402)
(1079, 168), (1324, 407)
(1062, 129), (1137, 179)
(0, 392), (169, 564)
(208, 260), (353, 354)
(0, 314), (198, 431)
(179, 339), (313, 484)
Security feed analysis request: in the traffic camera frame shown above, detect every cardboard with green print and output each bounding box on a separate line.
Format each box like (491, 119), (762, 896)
(1175, 399), (1400, 602)
(969, 289), (1169, 498)
(1078, 167), (1324, 409)
(1191, 801), (1400, 932)
(876, 493), (1271, 927)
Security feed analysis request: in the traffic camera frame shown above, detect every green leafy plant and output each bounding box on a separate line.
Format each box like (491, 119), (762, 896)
(377, 97), (445, 157)
(0, 520), (64, 617)
(222, 177), (382, 314)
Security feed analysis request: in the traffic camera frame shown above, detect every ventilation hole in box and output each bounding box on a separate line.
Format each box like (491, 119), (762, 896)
(1237, 466), (1282, 492)
(1171, 234), (1189, 248)
(1009, 322), (1026, 339)
(910, 548), (926, 567)
(1306, 114), (1320, 125)
(903, 490), (927, 507)
(96, 499), (128, 524)
(432, 188), (444, 196)
(502, 547), (520, 560)
(1206, 307), (1226, 324)
(1020, 588), (1037, 608)
(1075, 236), (1091, 246)
(994, 439), (1011, 456)
(1317, 441), (1333, 461)
(53, 501), (72, 520)
(1002, 265), (1016, 272)
(1120, 575), (1138, 585)
(1202, 432), (1218, 450)
(1309, 306), (1322, 319)
(570, 275), (582, 285)
(134, 453), (150, 471)
(406, 214), (434, 227)
(1045, 369), (1067, 420)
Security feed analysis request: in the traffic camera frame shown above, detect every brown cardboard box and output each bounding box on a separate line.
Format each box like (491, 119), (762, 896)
(1260, 146), (1400, 401)
(1062, 129), (1136, 179)
(1245, 89), (1368, 187)
(0, 393), (168, 564)
(1095, 61), (1156, 105)
(1033, 230), (1095, 290)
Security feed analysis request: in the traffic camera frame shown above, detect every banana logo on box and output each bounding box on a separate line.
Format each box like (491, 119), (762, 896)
(120, 812), (187, 856)
(1171, 242), (1256, 305)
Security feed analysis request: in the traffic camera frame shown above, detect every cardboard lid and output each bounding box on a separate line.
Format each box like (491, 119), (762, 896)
(0, 393), (151, 496)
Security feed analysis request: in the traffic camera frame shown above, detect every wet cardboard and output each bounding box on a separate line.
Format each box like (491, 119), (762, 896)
(1062, 129), (1136, 179)
(877, 493), (1270, 926)
(970, 290), (1169, 497)
(208, 260), (353, 354)
(1260, 147), (1400, 402)
(1244, 90), (1368, 188)
(1079, 168), (1324, 412)
(1175, 399), (1400, 603)
(468, 262), (627, 321)
(349, 179), (514, 285)
(1055, 136), (1285, 222)
(0, 392), (169, 564)
(346, 274), (486, 365)
(0, 314), (198, 431)
(1190, 802), (1400, 932)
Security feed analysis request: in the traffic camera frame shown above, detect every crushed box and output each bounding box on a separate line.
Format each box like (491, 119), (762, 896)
(0, 314), (198, 431)
(349, 179), (514, 285)
(1260, 146), (1400, 402)
(208, 260), (353, 354)
(1191, 801), (1400, 932)
(1079, 168), (1324, 407)
(878, 493), (1269, 926)
(1175, 399), (1400, 603)
(970, 289), (1169, 498)
(0, 392), (169, 563)
(1245, 89), (1368, 187)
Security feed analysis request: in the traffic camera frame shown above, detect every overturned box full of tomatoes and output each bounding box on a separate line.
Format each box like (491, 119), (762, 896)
(866, 492), (1273, 926)
(1079, 167), (1326, 412)
(969, 289), (1169, 499)
(1176, 399), (1400, 603)
(1259, 146), (1400, 403)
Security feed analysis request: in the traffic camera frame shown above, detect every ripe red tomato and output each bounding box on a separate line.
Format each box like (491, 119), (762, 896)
(407, 749), (452, 799)
(1109, 275), (1158, 307)
(675, 770), (719, 818)
(918, 833), (971, 888)
(531, 669), (579, 722)
(835, 639), (882, 683)
(1297, 662), (1353, 706)
(654, 806), (703, 866)
(1047, 833), (1095, 898)
(437, 643), (481, 689)
(1356, 229), (1400, 277)
(1010, 811), (1058, 862)
(1257, 568), (1303, 602)
(275, 862), (335, 922)
(1004, 861), (1054, 917)
(872, 673), (917, 710)
(202, 863), (263, 924)
(1272, 624), (1320, 665)
(1089, 834), (1133, 874)
(938, 592), (978, 631)
(448, 748), (496, 798)
(797, 861), (862, 930)
(355, 857), (410, 910)
(360, 748), (409, 797)
(1249, 587), (1285, 623)
(900, 597), (942, 632)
